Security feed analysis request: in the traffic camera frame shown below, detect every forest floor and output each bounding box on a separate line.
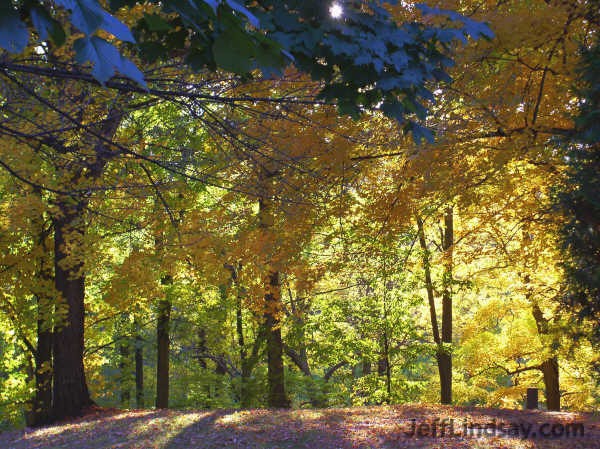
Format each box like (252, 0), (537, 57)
(1, 404), (599, 449)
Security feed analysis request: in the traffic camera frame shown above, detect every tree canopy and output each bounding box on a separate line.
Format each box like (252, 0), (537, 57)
(0, 0), (598, 433)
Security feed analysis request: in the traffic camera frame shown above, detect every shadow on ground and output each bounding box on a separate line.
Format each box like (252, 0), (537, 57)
(2, 405), (598, 449)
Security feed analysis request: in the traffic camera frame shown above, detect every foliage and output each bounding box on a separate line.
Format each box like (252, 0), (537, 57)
(0, 0), (598, 434)
(554, 39), (600, 337)
(1, 0), (492, 133)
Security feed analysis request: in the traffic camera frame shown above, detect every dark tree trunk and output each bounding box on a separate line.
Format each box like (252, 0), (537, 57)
(258, 172), (289, 409)
(48, 106), (124, 422)
(377, 348), (391, 402)
(155, 286), (171, 409)
(51, 206), (93, 421)
(377, 357), (387, 377)
(531, 300), (561, 411)
(197, 328), (208, 369)
(134, 318), (144, 409)
(264, 271), (289, 408)
(236, 292), (250, 406)
(417, 213), (453, 405)
(119, 334), (131, 407)
(362, 360), (371, 376)
(440, 206), (454, 405)
(383, 333), (391, 400)
(541, 357), (560, 411)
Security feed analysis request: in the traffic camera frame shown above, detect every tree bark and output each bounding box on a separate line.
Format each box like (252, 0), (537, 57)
(383, 333), (391, 400)
(259, 172), (289, 408)
(134, 318), (144, 409)
(264, 271), (289, 407)
(531, 301), (560, 411)
(541, 357), (560, 410)
(197, 328), (208, 369)
(155, 277), (172, 409)
(417, 213), (452, 405)
(52, 205), (93, 420)
(440, 206), (454, 405)
(362, 360), (371, 376)
(49, 106), (125, 422)
(118, 333), (131, 407)
(235, 290), (251, 406)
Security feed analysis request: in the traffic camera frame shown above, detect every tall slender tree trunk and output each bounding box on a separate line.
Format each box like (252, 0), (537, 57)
(383, 333), (391, 400)
(52, 205), (93, 420)
(155, 282), (171, 409)
(119, 332), (131, 407)
(259, 172), (289, 408)
(236, 290), (250, 407)
(134, 318), (144, 409)
(440, 206), (454, 405)
(417, 211), (453, 405)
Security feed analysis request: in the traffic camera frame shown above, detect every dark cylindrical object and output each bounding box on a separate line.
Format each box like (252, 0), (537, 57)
(526, 388), (539, 409)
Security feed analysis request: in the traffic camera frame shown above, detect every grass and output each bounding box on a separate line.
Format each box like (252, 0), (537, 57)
(1, 404), (598, 448)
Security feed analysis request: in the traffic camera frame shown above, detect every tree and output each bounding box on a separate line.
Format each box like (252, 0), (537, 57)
(555, 38), (600, 337)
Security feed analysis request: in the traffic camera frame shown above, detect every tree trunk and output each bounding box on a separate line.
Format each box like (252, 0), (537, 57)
(541, 357), (560, 410)
(49, 107), (124, 422)
(362, 360), (371, 376)
(236, 291), (250, 407)
(377, 356), (386, 377)
(119, 333), (131, 407)
(383, 333), (391, 400)
(134, 318), (144, 409)
(531, 300), (560, 411)
(155, 280), (171, 409)
(52, 206), (93, 421)
(264, 271), (289, 408)
(259, 172), (289, 408)
(377, 350), (391, 402)
(440, 206), (454, 405)
(417, 214), (452, 405)
(197, 328), (208, 369)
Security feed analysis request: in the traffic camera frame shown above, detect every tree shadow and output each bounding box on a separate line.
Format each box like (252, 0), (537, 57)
(160, 406), (452, 449)
(0, 409), (222, 449)
(162, 405), (600, 449)
(2, 405), (597, 448)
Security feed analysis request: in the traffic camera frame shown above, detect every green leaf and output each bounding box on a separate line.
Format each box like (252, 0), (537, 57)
(30, 8), (66, 46)
(143, 14), (173, 32)
(225, 0), (259, 28)
(212, 28), (255, 74)
(56, 0), (134, 42)
(74, 36), (146, 87)
(56, 0), (104, 35)
(100, 10), (135, 42)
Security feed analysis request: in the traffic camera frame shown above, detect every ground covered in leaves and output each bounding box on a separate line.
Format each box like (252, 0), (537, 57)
(2, 404), (598, 449)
